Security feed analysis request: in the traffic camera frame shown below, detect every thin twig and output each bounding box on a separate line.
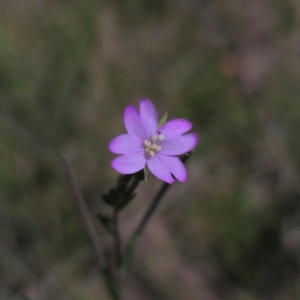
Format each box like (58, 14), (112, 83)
(62, 154), (106, 270)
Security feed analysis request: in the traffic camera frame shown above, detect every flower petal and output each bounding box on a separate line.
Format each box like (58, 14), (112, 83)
(160, 133), (199, 155)
(160, 155), (187, 182)
(159, 119), (192, 138)
(111, 154), (146, 174)
(146, 155), (174, 184)
(139, 99), (158, 138)
(109, 134), (143, 154)
(124, 105), (147, 139)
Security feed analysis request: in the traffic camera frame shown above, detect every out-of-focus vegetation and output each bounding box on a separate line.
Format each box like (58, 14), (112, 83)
(1, 0), (300, 299)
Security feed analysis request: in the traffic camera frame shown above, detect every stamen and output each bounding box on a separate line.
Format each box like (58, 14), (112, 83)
(149, 150), (155, 156)
(144, 140), (151, 147)
(158, 134), (165, 141)
(144, 134), (164, 157)
(151, 135), (157, 142)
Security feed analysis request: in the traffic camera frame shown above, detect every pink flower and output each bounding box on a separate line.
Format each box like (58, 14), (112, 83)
(109, 99), (199, 184)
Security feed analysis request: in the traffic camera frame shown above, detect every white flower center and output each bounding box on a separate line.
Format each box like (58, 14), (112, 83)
(144, 134), (164, 157)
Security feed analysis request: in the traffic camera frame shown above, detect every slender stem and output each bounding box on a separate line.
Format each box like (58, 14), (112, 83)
(121, 153), (191, 271)
(135, 183), (170, 236)
(62, 155), (106, 270)
(121, 182), (170, 271)
(114, 209), (122, 300)
(113, 208), (122, 266)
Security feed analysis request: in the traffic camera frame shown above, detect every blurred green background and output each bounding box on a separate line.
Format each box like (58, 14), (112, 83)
(1, 0), (300, 299)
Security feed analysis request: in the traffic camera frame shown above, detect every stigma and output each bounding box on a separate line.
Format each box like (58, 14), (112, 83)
(144, 134), (164, 156)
